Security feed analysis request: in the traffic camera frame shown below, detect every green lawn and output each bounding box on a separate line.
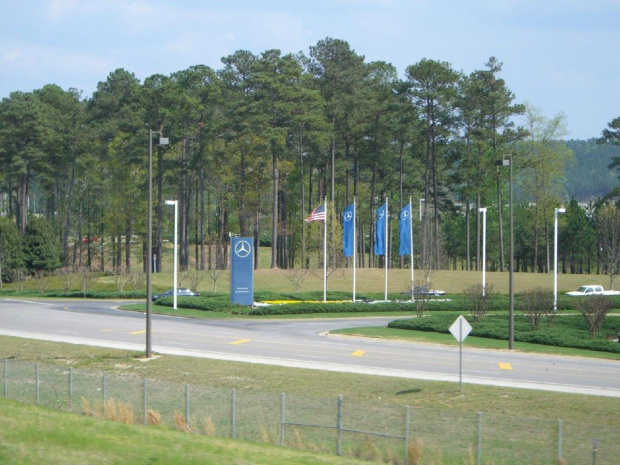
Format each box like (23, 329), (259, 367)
(0, 399), (372, 465)
(1, 336), (618, 464)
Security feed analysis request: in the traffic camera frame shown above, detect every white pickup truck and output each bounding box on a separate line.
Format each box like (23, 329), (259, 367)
(565, 285), (620, 296)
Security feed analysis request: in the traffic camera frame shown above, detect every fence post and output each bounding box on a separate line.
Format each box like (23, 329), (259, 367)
(143, 378), (147, 426)
(557, 419), (563, 461)
(280, 393), (286, 446)
(404, 405), (410, 465)
(36, 362), (40, 405)
(231, 388), (236, 439)
(4, 359), (7, 398)
(68, 367), (73, 407)
(102, 372), (107, 402)
(476, 412), (482, 465)
(185, 384), (190, 431)
(337, 394), (343, 456)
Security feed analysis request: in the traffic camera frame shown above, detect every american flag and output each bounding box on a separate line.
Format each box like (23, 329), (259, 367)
(305, 204), (326, 222)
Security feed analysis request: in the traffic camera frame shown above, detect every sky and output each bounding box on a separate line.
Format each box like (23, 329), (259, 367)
(0, 0), (618, 140)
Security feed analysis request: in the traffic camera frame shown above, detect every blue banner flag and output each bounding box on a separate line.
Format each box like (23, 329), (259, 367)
(399, 203), (412, 255)
(374, 203), (386, 256)
(342, 203), (355, 257)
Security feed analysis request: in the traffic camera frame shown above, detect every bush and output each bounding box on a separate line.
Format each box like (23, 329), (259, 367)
(518, 287), (554, 330)
(388, 313), (620, 354)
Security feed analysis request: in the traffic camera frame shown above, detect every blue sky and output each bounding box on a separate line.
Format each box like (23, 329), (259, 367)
(1, 0), (618, 139)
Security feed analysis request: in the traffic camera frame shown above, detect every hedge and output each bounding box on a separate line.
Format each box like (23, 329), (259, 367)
(388, 313), (620, 354)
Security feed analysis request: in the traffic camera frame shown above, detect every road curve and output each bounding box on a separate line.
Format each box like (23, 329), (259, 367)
(0, 298), (618, 398)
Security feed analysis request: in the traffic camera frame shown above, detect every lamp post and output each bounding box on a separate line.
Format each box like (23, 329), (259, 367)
(554, 207), (566, 312)
(496, 154), (514, 350)
(419, 198), (425, 222)
(479, 207), (487, 297)
(165, 200), (178, 310)
(146, 130), (168, 358)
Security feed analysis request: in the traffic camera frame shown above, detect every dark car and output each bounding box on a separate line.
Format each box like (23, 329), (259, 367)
(152, 288), (200, 301)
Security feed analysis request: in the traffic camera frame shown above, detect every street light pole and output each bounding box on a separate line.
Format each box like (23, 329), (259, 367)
(419, 198), (425, 222)
(146, 130), (168, 358)
(496, 154), (514, 350)
(554, 207), (566, 312)
(479, 207), (487, 297)
(509, 153), (514, 350)
(165, 200), (178, 310)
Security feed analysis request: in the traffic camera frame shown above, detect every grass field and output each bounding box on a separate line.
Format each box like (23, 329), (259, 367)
(0, 398), (374, 465)
(144, 265), (611, 296)
(0, 336), (618, 464)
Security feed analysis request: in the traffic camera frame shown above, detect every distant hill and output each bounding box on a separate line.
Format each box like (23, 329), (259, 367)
(564, 139), (620, 201)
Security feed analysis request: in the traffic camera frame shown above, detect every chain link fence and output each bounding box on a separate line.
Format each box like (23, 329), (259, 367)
(2, 359), (617, 464)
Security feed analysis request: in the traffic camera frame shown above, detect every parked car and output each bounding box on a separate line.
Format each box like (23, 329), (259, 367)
(565, 285), (620, 296)
(152, 288), (201, 301)
(400, 287), (446, 297)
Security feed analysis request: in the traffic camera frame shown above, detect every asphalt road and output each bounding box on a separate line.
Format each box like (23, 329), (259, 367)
(0, 298), (618, 398)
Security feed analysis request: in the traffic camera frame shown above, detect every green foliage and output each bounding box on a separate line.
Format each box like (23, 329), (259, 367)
(0, 217), (24, 282)
(23, 217), (62, 272)
(388, 313), (620, 354)
(565, 138), (620, 199)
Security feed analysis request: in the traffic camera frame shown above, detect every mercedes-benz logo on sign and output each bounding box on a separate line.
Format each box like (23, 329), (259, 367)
(401, 210), (409, 220)
(344, 211), (353, 221)
(234, 240), (251, 258)
(378, 210), (385, 220)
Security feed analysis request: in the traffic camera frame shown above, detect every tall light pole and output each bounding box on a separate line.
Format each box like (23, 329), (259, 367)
(419, 198), (425, 222)
(479, 207), (487, 297)
(554, 207), (566, 312)
(165, 200), (178, 310)
(496, 154), (514, 350)
(147, 130), (168, 358)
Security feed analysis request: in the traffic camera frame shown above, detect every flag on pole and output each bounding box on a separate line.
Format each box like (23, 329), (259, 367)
(374, 203), (387, 256)
(305, 204), (326, 222)
(399, 203), (412, 255)
(342, 203), (355, 257)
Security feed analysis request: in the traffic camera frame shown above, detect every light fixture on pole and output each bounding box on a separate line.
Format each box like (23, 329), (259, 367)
(165, 200), (178, 310)
(479, 207), (487, 297)
(554, 207), (566, 312)
(496, 154), (514, 350)
(146, 130), (169, 358)
(419, 198), (425, 222)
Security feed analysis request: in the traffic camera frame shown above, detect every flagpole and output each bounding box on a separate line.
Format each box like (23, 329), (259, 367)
(410, 197), (414, 302)
(323, 196), (327, 303)
(353, 197), (356, 303)
(384, 197), (389, 302)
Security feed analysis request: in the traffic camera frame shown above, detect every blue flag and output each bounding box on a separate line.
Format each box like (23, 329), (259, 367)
(399, 203), (412, 255)
(374, 203), (386, 256)
(342, 203), (355, 257)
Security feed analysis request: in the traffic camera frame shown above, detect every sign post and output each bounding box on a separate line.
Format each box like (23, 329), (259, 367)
(230, 237), (254, 306)
(449, 315), (473, 391)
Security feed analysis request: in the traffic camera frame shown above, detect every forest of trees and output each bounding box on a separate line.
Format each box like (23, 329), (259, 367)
(0, 37), (619, 282)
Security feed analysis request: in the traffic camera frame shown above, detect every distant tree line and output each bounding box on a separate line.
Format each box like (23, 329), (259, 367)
(0, 37), (618, 282)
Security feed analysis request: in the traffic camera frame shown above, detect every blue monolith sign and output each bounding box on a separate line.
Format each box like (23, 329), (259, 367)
(230, 237), (254, 306)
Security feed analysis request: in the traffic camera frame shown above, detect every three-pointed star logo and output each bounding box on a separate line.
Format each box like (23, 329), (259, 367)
(378, 210), (385, 220)
(234, 240), (251, 258)
(401, 210), (409, 220)
(344, 211), (353, 221)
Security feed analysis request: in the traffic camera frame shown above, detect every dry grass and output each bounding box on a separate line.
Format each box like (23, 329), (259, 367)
(173, 410), (190, 432)
(353, 435), (382, 462)
(202, 415), (216, 436)
(407, 438), (423, 465)
(146, 409), (161, 425)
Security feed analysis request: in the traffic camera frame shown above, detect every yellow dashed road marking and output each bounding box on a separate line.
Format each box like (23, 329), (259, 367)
(351, 350), (366, 357)
(130, 330), (146, 335)
(230, 339), (251, 345)
(499, 363), (513, 370)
